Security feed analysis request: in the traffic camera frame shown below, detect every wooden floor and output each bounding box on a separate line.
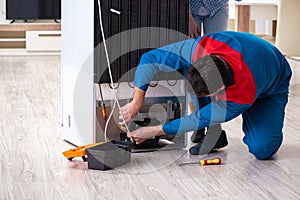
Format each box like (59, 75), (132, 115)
(1, 55), (300, 200)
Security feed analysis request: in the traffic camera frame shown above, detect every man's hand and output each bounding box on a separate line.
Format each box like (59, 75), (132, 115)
(189, 10), (201, 38)
(127, 125), (166, 144)
(119, 99), (141, 123)
(119, 87), (145, 123)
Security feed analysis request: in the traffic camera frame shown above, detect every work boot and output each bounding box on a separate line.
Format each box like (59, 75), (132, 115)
(191, 128), (206, 143)
(189, 130), (228, 155)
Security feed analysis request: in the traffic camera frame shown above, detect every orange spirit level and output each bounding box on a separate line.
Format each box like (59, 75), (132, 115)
(62, 142), (105, 161)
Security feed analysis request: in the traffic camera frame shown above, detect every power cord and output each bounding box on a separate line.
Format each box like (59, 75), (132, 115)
(97, 0), (130, 141)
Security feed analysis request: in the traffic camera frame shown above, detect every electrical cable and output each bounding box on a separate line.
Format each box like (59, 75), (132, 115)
(108, 81), (120, 89)
(104, 99), (117, 142)
(97, 0), (131, 141)
(98, 83), (104, 101)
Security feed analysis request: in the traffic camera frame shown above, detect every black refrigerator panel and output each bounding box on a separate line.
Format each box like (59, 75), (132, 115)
(94, 0), (189, 84)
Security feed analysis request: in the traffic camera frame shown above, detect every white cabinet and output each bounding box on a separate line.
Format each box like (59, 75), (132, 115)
(0, 24), (61, 55)
(26, 31), (61, 52)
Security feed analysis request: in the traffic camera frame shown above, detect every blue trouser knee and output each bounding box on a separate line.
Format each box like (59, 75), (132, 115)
(242, 94), (288, 160)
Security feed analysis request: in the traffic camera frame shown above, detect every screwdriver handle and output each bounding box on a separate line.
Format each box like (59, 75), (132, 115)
(100, 102), (107, 120)
(200, 158), (222, 166)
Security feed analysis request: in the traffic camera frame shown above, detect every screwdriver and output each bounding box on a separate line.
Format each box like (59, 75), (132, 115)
(98, 84), (107, 120)
(100, 101), (107, 120)
(179, 158), (222, 166)
(200, 158), (222, 166)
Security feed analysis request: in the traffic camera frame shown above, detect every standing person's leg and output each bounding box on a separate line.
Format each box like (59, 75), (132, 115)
(242, 93), (288, 160)
(203, 2), (229, 34)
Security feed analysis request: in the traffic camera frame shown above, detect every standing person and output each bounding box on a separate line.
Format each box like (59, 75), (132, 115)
(189, 0), (231, 38)
(119, 31), (292, 159)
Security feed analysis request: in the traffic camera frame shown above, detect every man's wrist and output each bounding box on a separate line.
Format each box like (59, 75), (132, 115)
(133, 87), (145, 109)
(132, 98), (142, 110)
(156, 125), (166, 136)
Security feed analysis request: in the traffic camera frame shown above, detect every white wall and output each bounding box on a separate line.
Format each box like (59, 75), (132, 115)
(228, 0), (278, 35)
(275, 0), (300, 56)
(0, 0), (7, 23)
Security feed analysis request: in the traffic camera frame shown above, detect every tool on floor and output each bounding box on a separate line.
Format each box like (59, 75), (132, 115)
(179, 158), (222, 166)
(62, 142), (105, 161)
(86, 140), (132, 170)
(62, 140), (132, 170)
(200, 158), (222, 166)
